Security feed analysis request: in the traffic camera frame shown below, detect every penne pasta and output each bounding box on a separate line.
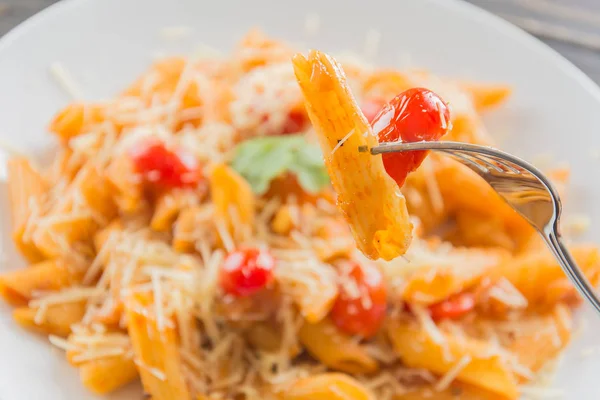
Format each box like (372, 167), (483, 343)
(105, 154), (145, 214)
(387, 319), (519, 398)
(497, 246), (600, 307)
(245, 321), (300, 357)
(49, 103), (106, 141)
(79, 355), (139, 395)
(172, 204), (215, 253)
(293, 50), (412, 261)
(397, 383), (504, 400)
(151, 189), (199, 232)
(434, 156), (534, 244)
(298, 318), (378, 374)
(444, 113), (493, 145)
(13, 301), (86, 337)
(234, 29), (294, 72)
(209, 163), (255, 242)
(7, 157), (48, 262)
(0, 259), (82, 306)
(458, 82), (512, 112)
(122, 57), (204, 129)
(93, 219), (123, 252)
(126, 292), (191, 400)
(400, 245), (506, 305)
(448, 211), (518, 251)
(13, 302), (86, 337)
(285, 373), (374, 400)
(362, 70), (413, 100)
(506, 305), (571, 373)
(32, 162), (117, 259)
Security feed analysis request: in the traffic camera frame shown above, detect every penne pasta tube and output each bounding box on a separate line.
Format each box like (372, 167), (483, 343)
(396, 383), (504, 400)
(13, 301), (86, 337)
(209, 163), (255, 242)
(285, 373), (374, 400)
(497, 246), (600, 307)
(151, 189), (199, 232)
(79, 355), (139, 395)
(458, 82), (511, 112)
(49, 103), (106, 141)
(387, 319), (518, 398)
(126, 292), (191, 400)
(0, 259), (82, 306)
(293, 50), (412, 261)
(506, 305), (571, 373)
(7, 157), (48, 262)
(298, 318), (378, 374)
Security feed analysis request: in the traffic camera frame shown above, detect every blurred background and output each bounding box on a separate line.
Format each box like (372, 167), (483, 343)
(1, 0), (599, 82)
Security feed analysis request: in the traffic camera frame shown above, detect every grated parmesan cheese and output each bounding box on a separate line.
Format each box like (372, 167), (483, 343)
(49, 62), (83, 100)
(412, 305), (452, 361)
(434, 355), (471, 391)
(134, 358), (167, 381)
(29, 287), (104, 308)
(488, 278), (528, 309)
(330, 129), (355, 155)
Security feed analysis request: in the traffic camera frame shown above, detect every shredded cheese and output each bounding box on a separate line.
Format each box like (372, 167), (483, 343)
(29, 287), (103, 308)
(434, 355), (471, 391)
(330, 128), (355, 155)
(412, 305), (452, 361)
(49, 62), (83, 100)
(134, 358), (167, 381)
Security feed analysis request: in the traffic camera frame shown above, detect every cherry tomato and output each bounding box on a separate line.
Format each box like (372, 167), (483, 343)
(428, 292), (475, 321)
(129, 137), (202, 188)
(372, 88), (450, 187)
(220, 248), (275, 297)
(330, 261), (387, 338)
(282, 109), (307, 134)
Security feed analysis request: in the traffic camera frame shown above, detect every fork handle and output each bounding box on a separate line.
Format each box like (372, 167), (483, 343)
(543, 228), (600, 314)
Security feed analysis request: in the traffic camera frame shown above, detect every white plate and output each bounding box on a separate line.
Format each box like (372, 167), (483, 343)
(1, 0), (600, 398)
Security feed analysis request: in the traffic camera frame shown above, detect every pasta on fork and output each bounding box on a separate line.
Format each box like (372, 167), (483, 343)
(292, 50), (413, 261)
(1, 30), (598, 400)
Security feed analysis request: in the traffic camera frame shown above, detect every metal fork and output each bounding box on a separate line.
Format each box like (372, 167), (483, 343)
(367, 141), (600, 314)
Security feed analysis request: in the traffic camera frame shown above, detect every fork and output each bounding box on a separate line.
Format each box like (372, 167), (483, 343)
(365, 141), (600, 314)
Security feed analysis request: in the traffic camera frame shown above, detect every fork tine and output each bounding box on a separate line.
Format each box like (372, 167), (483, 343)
(461, 152), (505, 173)
(485, 154), (523, 174)
(442, 150), (489, 175)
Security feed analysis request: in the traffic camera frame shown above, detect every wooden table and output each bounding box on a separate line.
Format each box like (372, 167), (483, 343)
(1, 0), (600, 82)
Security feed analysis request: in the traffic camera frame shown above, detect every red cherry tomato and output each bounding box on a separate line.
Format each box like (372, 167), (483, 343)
(129, 137), (202, 188)
(220, 248), (275, 297)
(282, 109), (307, 134)
(330, 261), (387, 338)
(428, 292), (475, 321)
(372, 88), (450, 187)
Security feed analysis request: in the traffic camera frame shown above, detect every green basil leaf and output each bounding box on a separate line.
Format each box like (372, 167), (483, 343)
(230, 134), (330, 195)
